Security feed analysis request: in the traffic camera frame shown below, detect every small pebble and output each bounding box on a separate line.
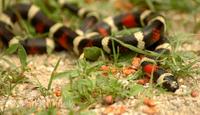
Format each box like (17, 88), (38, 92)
(191, 90), (199, 97)
(115, 105), (127, 115)
(137, 77), (150, 85)
(122, 67), (136, 76)
(103, 106), (115, 114)
(143, 106), (158, 115)
(103, 95), (114, 105)
(131, 57), (141, 69)
(143, 98), (156, 107)
(100, 65), (109, 71)
(54, 87), (62, 97)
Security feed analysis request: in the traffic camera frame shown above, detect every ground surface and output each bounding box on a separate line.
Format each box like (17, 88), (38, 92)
(0, 50), (200, 115)
(0, 1), (200, 115)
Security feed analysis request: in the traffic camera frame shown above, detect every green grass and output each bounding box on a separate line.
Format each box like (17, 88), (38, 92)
(3, 105), (58, 115)
(0, 44), (28, 113)
(162, 33), (200, 77)
(130, 0), (200, 13)
(60, 59), (145, 113)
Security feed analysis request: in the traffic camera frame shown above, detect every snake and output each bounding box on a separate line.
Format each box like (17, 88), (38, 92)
(0, 1), (179, 92)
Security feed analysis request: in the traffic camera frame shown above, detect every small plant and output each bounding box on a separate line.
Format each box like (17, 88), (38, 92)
(161, 33), (200, 77)
(0, 44), (28, 113)
(59, 59), (145, 112)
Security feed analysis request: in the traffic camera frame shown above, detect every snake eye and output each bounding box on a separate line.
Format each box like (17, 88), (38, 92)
(162, 75), (179, 92)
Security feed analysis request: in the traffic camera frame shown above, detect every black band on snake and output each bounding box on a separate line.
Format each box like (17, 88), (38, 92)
(0, 2), (179, 92)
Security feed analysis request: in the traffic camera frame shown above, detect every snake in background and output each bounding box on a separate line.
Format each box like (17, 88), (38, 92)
(0, 0), (179, 92)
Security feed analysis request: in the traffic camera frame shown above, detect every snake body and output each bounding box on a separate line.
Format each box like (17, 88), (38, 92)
(0, 2), (179, 92)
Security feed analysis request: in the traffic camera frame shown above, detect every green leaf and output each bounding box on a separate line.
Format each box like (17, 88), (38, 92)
(62, 86), (75, 110)
(53, 70), (79, 80)
(48, 58), (61, 90)
(83, 47), (101, 61)
(130, 84), (144, 96)
(17, 44), (27, 67)
(145, 0), (155, 11)
(112, 37), (160, 57)
(5, 44), (19, 55)
(37, 106), (57, 115)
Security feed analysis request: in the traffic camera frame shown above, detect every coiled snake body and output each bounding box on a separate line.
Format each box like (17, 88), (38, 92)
(0, 1), (179, 92)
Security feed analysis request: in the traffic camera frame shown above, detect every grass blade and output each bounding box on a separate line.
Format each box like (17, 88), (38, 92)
(17, 44), (27, 68)
(48, 58), (61, 90)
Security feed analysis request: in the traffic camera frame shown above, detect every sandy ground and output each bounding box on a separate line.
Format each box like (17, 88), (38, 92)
(0, 51), (200, 115)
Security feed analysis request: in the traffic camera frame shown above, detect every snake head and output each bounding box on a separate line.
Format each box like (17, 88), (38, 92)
(162, 75), (179, 92)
